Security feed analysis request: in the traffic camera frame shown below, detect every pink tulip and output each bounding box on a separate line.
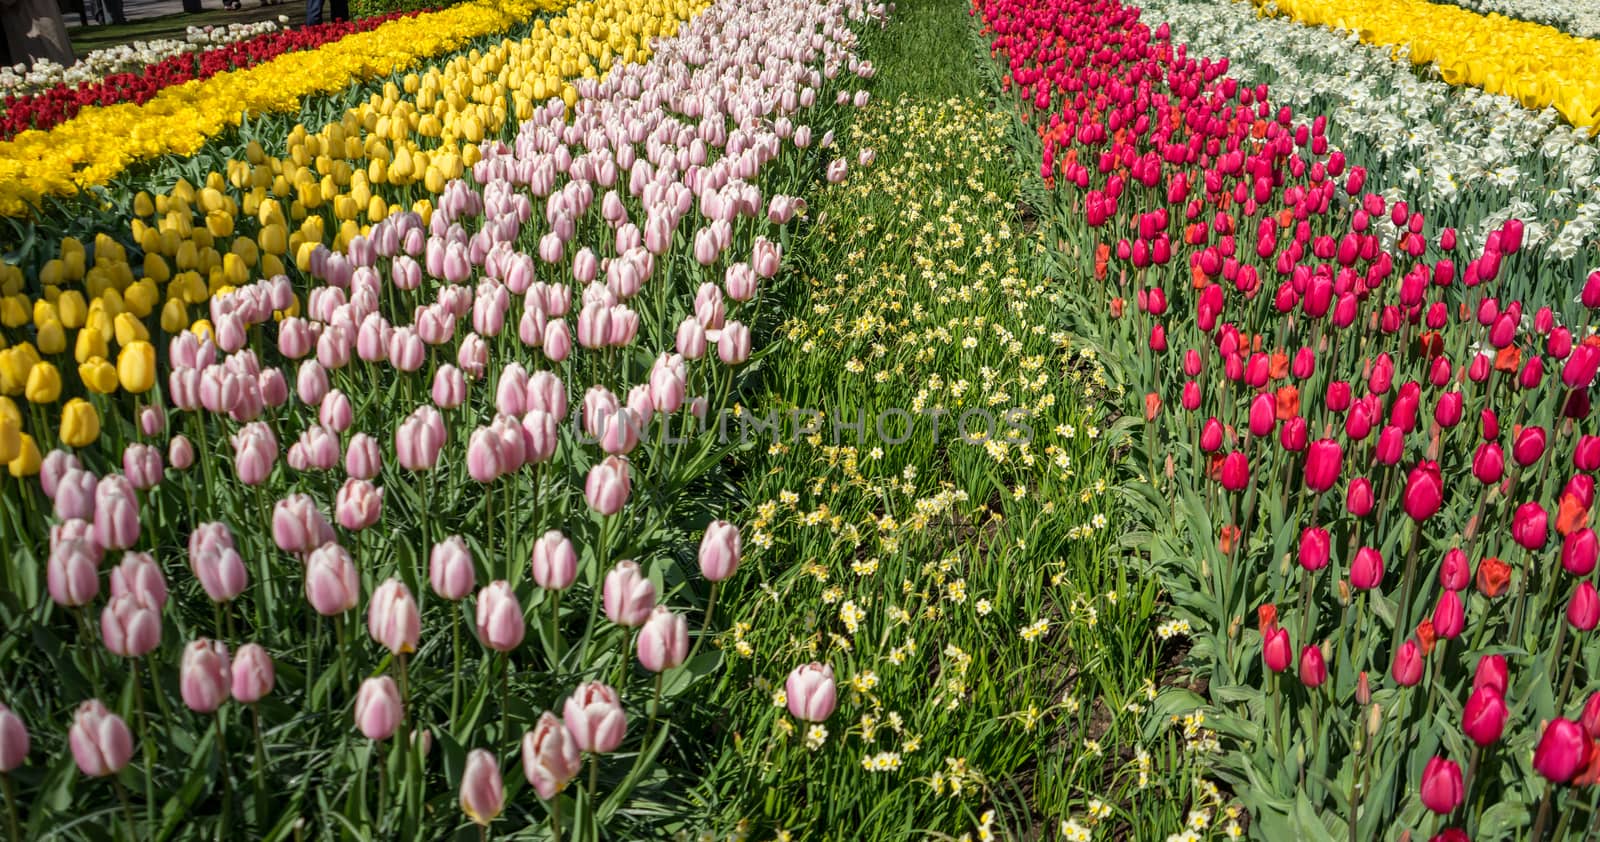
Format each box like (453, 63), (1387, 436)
(467, 427), (505, 483)
(368, 578), (421, 655)
(562, 682), (627, 753)
(179, 638), (231, 713)
(122, 443), (164, 490)
(336, 478), (384, 531)
(1513, 502), (1549, 550)
(354, 676), (403, 740)
(432, 365), (468, 410)
(636, 606), (688, 672)
(53, 467), (97, 520)
(699, 521), (741, 582)
(189, 523), (248, 603)
(168, 436), (195, 471)
(100, 594), (161, 658)
(531, 530), (577, 591)
(785, 663), (837, 722)
(476, 581), (525, 652)
(110, 551), (166, 609)
(320, 390), (353, 432)
(231, 643), (275, 703)
(430, 536), (477, 600)
(47, 538), (99, 608)
(345, 433), (382, 480)
(603, 561), (656, 627)
(273, 493), (335, 554)
(68, 700), (133, 777)
(0, 705), (28, 772)
(232, 425), (276, 485)
(676, 318), (707, 359)
(305, 543), (360, 616)
(396, 406), (447, 471)
(586, 456), (631, 515)
(1419, 757), (1462, 814)
(716, 321), (751, 365)
(522, 712), (582, 799)
(521, 410), (559, 464)
(460, 749), (505, 826)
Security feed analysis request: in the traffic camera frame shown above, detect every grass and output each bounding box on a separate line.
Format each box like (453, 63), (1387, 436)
(66, 5), (292, 57)
(689, 0), (1223, 837)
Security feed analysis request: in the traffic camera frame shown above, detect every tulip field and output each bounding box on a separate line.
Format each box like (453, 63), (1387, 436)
(3, 0), (1600, 835)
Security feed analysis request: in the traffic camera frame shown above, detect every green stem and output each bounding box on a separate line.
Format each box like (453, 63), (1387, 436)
(451, 603), (464, 727)
(215, 712), (231, 842)
(2, 775), (18, 842)
(548, 794), (562, 842)
(113, 779), (137, 842)
(690, 581), (719, 661)
(132, 662), (155, 839)
(251, 704), (268, 829)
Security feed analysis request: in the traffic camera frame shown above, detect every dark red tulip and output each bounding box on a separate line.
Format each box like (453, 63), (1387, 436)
(1472, 443), (1504, 485)
(1569, 581), (1599, 631)
(1513, 426), (1548, 466)
(1473, 654), (1509, 696)
(1533, 719), (1587, 782)
(1298, 527), (1330, 571)
(1439, 548), (1469, 591)
(1262, 627), (1292, 673)
(1347, 477), (1375, 517)
(1304, 439), (1342, 492)
(1564, 529), (1598, 576)
(1512, 502), (1548, 550)
(1219, 451), (1249, 491)
(1298, 645), (1326, 687)
(1403, 461), (1443, 522)
(1392, 640), (1424, 686)
(1419, 756), (1463, 814)
(1350, 546), (1384, 590)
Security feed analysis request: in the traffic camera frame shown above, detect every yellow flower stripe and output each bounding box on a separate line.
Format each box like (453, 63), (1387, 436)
(0, 0), (706, 464)
(0, 0), (566, 216)
(1261, 0), (1600, 129)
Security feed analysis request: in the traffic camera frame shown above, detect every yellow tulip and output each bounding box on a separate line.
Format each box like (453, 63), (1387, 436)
(206, 210), (234, 238)
(8, 432), (40, 477)
(56, 290), (87, 328)
(79, 357), (118, 394)
(24, 361), (61, 404)
(124, 280), (159, 318)
(117, 340), (156, 393)
(160, 299), (189, 334)
(35, 319), (66, 355)
(0, 296), (27, 329)
(0, 264), (20, 295)
(59, 398), (100, 447)
(133, 192), (155, 217)
(113, 312), (149, 346)
(74, 327), (107, 364)
(0, 411), (19, 464)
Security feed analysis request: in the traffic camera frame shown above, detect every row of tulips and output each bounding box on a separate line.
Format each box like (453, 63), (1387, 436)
(979, 0), (1600, 837)
(0, 0), (706, 458)
(0, 0), (883, 836)
(0, 13), (426, 141)
(1137, 0), (1600, 306)
(0, 21), (285, 99)
(0, 0), (571, 215)
(1442, 0), (1600, 38)
(1255, 0), (1600, 128)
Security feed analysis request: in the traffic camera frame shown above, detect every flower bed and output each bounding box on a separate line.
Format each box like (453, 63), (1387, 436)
(0, 0), (885, 835)
(1, 14), (421, 140)
(0, 22), (283, 98)
(980, 0), (1600, 837)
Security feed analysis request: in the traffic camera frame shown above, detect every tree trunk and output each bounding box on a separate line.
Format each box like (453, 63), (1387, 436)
(0, 0), (73, 68)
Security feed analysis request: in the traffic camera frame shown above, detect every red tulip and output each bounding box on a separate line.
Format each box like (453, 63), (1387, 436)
(1513, 426), (1548, 466)
(1472, 443), (1504, 485)
(1403, 461), (1443, 521)
(1350, 546), (1384, 590)
(1262, 627), (1292, 673)
(1534, 718), (1588, 782)
(1439, 548), (1469, 590)
(1473, 654), (1509, 696)
(1419, 756), (1462, 814)
(1392, 640), (1423, 686)
(1569, 581), (1600, 631)
(1563, 529), (1598, 575)
(1461, 686), (1508, 746)
(1304, 439), (1341, 492)
(1219, 451), (1249, 491)
(1298, 645), (1326, 687)
(1432, 590), (1464, 639)
(1298, 527), (1330, 571)
(1513, 502), (1549, 550)
(1347, 477), (1375, 517)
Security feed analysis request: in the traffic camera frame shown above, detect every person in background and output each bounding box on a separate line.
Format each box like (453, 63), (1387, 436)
(305, 0), (346, 25)
(0, 0), (73, 63)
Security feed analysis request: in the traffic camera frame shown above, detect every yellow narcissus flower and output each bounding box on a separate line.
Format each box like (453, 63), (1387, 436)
(117, 341), (157, 393)
(59, 398), (100, 447)
(24, 362), (61, 404)
(79, 357), (118, 395)
(7, 432), (40, 477)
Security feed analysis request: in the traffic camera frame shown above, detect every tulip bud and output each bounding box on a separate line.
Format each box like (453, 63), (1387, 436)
(68, 700), (133, 777)
(522, 712), (583, 800)
(1513, 501), (1549, 550)
(1432, 589), (1465, 639)
(460, 749), (505, 827)
(1262, 627), (1292, 672)
(1474, 654), (1509, 696)
(1298, 527), (1330, 571)
(603, 561), (656, 628)
(1461, 686), (1508, 746)
(1569, 581), (1600, 631)
(785, 662), (837, 722)
(1347, 477), (1375, 517)
(562, 682), (627, 753)
(1402, 462), (1442, 522)
(179, 639), (231, 713)
(636, 606), (689, 673)
(476, 581), (525, 652)
(100, 594), (161, 658)
(1298, 645), (1327, 687)
(1392, 640), (1424, 686)
(231, 643), (275, 703)
(1419, 757), (1463, 814)
(1533, 718), (1587, 782)
(699, 520), (741, 582)
(305, 543), (360, 616)
(530, 530), (577, 591)
(368, 578), (421, 655)
(0, 705), (28, 772)
(354, 676), (402, 740)
(585, 456), (631, 515)
(1304, 439), (1342, 492)
(1350, 546), (1384, 590)
(430, 536), (476, 600)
